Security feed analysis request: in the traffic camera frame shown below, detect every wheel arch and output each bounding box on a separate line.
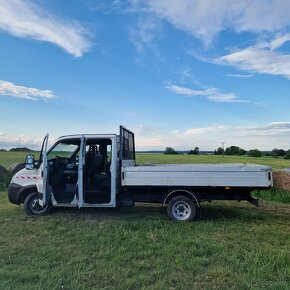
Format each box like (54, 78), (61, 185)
(163, 189), (200, 207)
(18, 185), (38, 204)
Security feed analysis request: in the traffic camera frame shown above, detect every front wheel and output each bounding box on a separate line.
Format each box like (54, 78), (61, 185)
(167, 196), (197, 222)
(24, 192), (51, 216)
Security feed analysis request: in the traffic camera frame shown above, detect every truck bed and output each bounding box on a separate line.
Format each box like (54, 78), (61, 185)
(122, 163), (272, 188)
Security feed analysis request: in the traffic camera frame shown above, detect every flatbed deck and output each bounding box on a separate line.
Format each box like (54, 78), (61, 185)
(122, 163), (272, 188)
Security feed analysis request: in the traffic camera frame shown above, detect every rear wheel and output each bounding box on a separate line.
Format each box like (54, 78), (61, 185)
(167, 195), (197, 222)
(24, 192), (51, 216)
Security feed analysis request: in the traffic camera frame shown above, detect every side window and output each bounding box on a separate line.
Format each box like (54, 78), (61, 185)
(106, 144), (112, 163)
(86, 144), (98, 154)
(85, 140), (112, 165)
(121, 128), (135, 160)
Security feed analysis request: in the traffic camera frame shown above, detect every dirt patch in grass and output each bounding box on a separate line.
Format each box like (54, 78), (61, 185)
(273, 170), (290, 191)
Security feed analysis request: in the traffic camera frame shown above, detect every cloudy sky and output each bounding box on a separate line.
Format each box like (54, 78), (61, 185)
(0, 0), (290, 150)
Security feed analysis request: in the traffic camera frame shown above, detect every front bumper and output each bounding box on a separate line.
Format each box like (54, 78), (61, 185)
(8, 183), (23, 205)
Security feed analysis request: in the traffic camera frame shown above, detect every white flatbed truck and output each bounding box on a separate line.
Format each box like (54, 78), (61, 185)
(8, 126), (273, 221)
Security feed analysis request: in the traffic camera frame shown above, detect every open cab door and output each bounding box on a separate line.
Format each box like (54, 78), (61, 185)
(41, 134), (49, 206)
(77, 136), (85, 208)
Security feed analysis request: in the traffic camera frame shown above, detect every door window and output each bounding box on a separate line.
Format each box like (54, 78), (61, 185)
(47, 143), (79, 160)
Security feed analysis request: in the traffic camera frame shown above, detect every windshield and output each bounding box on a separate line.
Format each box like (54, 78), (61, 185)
(47, 142), (79, 160)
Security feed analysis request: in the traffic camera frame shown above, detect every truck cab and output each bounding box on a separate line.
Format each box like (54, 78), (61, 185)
(8, 126), (135, 214)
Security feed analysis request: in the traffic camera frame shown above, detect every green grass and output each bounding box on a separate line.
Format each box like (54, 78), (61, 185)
(0, 192), (289, 289)
(254, 189), (290, 204)
(136, 153), (290, 171)
(1, 151), (290, 170)
(0, 151), (34, 169)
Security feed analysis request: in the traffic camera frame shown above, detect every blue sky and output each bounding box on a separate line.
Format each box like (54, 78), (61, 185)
(0, 0), (290, 150)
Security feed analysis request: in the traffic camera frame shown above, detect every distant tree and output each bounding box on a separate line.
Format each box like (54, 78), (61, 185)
(248, 149), (262, 157)
(188, 147), (199, 155)
(164, 147), (178, 155)
(214, 147), (224, 155)
(284, 152), (290, 159)
(272, 148), (286, 157)
(277, 149), (286, 156)
(271, 148), (278, 156)
(9, 147), (33, 152)
(225, 146), (246, 156)
(239, 148), (247, 155)
(0, 149), (7, 152)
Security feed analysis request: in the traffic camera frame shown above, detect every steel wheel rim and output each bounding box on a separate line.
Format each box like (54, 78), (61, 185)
(30, 197), (47, 214)
(172, 201), (191, 220)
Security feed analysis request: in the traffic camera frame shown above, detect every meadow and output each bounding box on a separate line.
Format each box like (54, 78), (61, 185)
(1, 150), (290, 170)
(136, 153), (290, 171)
(0, 152), (289, 289)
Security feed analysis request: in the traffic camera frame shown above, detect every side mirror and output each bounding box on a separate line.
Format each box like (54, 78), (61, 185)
(25, 154), (35, 170)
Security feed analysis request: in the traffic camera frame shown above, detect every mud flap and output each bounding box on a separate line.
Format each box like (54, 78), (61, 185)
(247, 196), (259, 207)
(196, 205), (202, 219)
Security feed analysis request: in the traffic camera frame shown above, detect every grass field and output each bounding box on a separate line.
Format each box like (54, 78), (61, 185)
(0, 152), (290, 289)
(0, 193), (289, 289)
(0, 151), (30, 169)
(136, 153), (290, 171)
(1, 151), (290, 170)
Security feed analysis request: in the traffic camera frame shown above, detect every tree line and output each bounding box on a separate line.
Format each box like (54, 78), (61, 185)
(0, 147), (33, 152)
(164, 146), (290, 159)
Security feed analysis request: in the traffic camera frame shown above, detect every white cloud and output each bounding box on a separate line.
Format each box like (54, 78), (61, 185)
(0, 80), (56, 101)
(134, 0), (290, 80)
(246, 122), (290, 136)
(129, 16), (160, 54)
(166, 84), (249, 103)
(133, 0), (290, 45)
(269, 33), (290, 50)
(185, 126), (225, 136)
(0, 0), (91, 57)
(0, 134), (56, 150)
(216, 42), (290, 79)
(2, 122), (289, 151)
(135, 124), (162, 135)
(226, 74), (253, 78)
(208, 93), (249, 103)
(166, 84), (215, 96)
(134, 122), (290, 150)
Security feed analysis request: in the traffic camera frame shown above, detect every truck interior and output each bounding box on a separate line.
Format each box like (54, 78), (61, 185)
(83, 139), (112, 204)
(47, 138), (80, 204)
(46, 137), (112, 205)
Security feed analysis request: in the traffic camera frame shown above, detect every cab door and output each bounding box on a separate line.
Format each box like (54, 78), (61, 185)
(41, 134), (49, 206)
(77, 136), (85, 208)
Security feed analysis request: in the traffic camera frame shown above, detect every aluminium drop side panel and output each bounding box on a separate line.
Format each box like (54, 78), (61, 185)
(122, 163), (272, 188)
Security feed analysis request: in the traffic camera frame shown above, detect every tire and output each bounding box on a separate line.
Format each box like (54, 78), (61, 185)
(8, 162), (25, 175)
(24, 192), (51, 216)
(167, 195), (197, 222)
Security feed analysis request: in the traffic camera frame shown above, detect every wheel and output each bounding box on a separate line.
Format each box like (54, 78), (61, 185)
(24, 192), (51, 216)
(167, 195), (197, 222)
